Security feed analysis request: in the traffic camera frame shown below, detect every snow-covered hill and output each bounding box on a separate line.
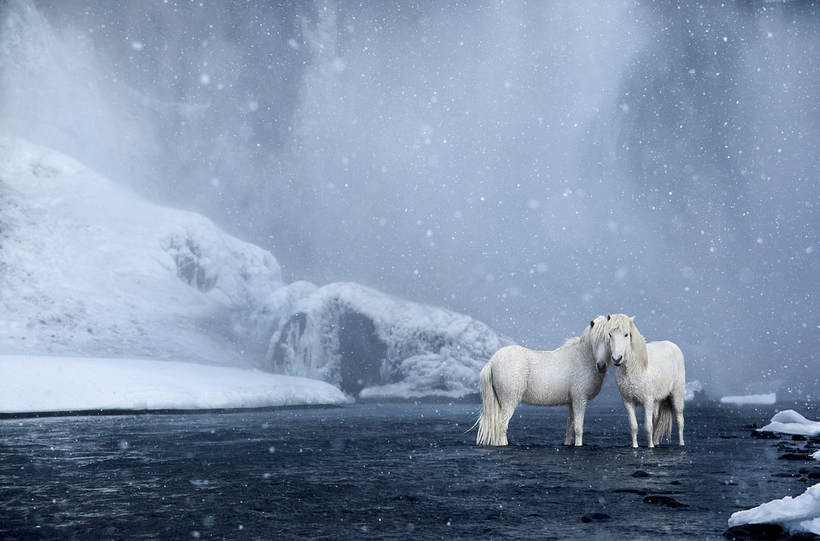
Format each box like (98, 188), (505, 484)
(0, 135), (512, 405)
(0, 135), (283, 366)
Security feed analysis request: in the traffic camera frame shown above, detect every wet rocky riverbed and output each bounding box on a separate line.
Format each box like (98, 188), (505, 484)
(1, 400), (818, 540)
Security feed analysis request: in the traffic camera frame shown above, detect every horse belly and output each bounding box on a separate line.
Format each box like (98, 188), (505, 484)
(521, 370), (572, 406)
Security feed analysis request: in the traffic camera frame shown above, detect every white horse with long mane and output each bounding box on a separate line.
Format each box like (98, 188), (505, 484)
(605, 314), (685, 448)
(474, 316), (611, 446)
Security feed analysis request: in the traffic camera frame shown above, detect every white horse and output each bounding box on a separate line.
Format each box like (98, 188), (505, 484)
(474, 316), (611, 446)
(605, 314), (685, 448)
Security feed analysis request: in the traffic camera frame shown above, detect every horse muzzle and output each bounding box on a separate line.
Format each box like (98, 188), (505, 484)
(611, 355), (623, 367)
(596, 361), (608, 373)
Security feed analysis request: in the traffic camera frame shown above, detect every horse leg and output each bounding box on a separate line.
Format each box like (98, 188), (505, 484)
(571, 399), (587, 446)
(652, 403), (661, 447)
(673, 393), (685, 446)
(497, 402), (518, 446)
(564, 406), (575, 446)
(643, 402), (656, 449)
(624, 401), (639, 448)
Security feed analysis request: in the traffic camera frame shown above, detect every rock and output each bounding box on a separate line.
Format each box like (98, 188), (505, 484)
(752, 431), (781, 440)
(632, 470), (651, 478)
(723, 523), (785, 540)
(779, 453), (813, 461)
(581, 513), (612, 523)
(644, 495), (686, 507)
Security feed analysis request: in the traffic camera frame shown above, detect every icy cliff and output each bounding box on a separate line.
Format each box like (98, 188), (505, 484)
(267, 281), (515, 398)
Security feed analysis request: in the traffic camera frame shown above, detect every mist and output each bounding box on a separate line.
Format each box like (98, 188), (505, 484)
(1, 0), (818, 399)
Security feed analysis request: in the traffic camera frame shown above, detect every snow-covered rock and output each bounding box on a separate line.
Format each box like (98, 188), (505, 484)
(266, 282), (515, 399)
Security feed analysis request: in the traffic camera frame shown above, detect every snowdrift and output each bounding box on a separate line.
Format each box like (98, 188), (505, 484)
(0, 355), (350, 414)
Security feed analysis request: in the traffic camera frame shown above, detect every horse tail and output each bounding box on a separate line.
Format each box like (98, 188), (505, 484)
(475, 362), (503, 445)
(654, 398), (674, 443)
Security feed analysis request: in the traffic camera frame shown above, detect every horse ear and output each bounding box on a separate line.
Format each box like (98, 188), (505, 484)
(629, 316), (635, 323)
(606, 314), (611, 321)
(590, 320), (595, 328)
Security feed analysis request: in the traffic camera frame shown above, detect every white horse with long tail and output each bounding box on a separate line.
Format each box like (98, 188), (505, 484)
(474, 316), (611, 446)
(605, 314), (685, 448)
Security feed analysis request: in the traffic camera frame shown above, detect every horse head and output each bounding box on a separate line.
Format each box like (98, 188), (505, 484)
(587, 315), (611, 373)
(606, 313), (635, 367)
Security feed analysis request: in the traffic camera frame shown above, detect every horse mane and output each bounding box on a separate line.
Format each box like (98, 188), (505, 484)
(608, 314), (649, 371)
(559, 335), (583, 350)
(628, 319), (649, 371)
(585, 315), (608, 348)
(560, 316), (606, 356)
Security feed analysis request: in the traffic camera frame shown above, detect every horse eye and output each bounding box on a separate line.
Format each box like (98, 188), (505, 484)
(624, 333), (629, 337)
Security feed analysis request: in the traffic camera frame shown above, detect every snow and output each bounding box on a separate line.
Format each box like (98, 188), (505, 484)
(720, 393), (778, 406)
(0, 135), (284, 366)
(728, 484), (820, 536)
(728, 410), (820, 535)
(756, 410), (820, 437)
(0, 355), (349, 414)
(0, 134), (511, 408)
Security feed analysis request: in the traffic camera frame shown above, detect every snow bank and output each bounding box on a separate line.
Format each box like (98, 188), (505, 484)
(729, 483), (820, 536)
(720, 393), (777, 406)
(267, 282), (515, 399)
(757, 410), (820, 437)
(0, 355), (349, 414)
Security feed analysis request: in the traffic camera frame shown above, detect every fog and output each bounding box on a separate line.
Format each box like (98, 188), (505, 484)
(1, 0), (818, 398)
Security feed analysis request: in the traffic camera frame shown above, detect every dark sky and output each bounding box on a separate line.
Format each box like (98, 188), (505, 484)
(2, 0), (820, 398)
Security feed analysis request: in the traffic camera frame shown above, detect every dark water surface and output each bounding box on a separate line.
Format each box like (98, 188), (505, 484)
(1, 401), (818, 540)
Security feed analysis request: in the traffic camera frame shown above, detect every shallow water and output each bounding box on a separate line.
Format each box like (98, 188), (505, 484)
(1, 401), (818, 540)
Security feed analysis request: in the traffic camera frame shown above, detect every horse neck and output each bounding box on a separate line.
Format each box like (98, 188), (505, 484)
(575, 333), (605, 378)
